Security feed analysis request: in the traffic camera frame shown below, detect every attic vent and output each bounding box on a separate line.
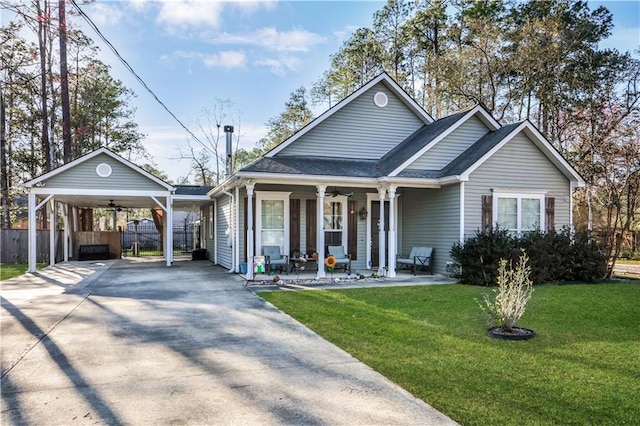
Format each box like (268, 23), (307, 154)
(96, 163), (112, 178)
(374, 92), (388, 108)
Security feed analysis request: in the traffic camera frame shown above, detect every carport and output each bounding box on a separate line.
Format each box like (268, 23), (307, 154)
(20, 148), (209, 272)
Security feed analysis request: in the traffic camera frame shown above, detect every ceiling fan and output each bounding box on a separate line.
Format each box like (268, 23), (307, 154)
(105, 200), (124, 212)
(328, 187), (354, 198)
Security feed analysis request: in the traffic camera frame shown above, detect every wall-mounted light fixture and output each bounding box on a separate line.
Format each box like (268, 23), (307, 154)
(358, 206), (368, 220)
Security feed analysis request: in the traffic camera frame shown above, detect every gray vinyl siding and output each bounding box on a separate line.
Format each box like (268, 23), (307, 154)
(45, 154), (167, 191)
(400, 185), (460, 274)
(406, 116), (489, 171)
(464, 133), (571, 238)
(215, 195), (233, 269)
(277, 82), (424, 159)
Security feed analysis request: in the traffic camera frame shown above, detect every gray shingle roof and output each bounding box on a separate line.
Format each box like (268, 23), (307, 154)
(174, 185), (215, 196)
(241, 111), (520, 181)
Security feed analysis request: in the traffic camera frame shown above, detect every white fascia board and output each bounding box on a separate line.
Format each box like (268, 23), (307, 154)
(379, 177), (442, 188)
(21, 147), (175, 191)
(236, 172), (379, 187)
(29, 188), (173, 197)
(267, 73), (433, 158)
(389, 106), (500, 178)
(473, 105), (501, 131)
(459, 123), (525, 181)
(22, 148), (108, 187)
(459, 121), (586, 187)
(521, 123), (586, 187)
(172, 195), (210, 201)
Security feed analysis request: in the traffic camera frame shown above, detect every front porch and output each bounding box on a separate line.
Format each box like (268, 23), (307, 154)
(247, 267), (457, 289)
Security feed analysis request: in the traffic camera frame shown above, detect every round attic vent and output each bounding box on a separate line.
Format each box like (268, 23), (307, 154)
(96, 163), (112, 177)
(374, 91), (388, 108)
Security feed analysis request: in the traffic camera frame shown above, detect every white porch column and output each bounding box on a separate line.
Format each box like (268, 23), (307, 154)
(378, 187), (387, 276)
(316, 185), (326, 278)
(28, 192), (37, 272)
(49, 199), (56, 266)
(246, 182), (255, 280)
(62, 204), (69, 262)
(387, 186), (397, 278)
(167, 195), (173, 265)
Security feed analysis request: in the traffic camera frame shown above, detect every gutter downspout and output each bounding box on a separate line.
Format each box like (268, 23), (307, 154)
(235, 185), (241, 273)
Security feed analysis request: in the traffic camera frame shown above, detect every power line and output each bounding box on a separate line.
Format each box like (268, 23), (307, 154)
(69, 0), (205, 146)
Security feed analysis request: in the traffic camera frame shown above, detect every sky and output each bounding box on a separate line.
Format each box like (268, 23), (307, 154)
(5, 1), (640, 183)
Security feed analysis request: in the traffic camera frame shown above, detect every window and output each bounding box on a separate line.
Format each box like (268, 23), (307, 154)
(256, 191), (290, 255)
(324, 197), (347, 248)
(261, 200), (285, 249)
(493, 193), (544, 235)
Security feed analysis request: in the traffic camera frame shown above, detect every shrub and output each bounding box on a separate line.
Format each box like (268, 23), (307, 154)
(479, 251), (533, 332)
(451, 228), (518, 286)
(451, 227), (607, 285)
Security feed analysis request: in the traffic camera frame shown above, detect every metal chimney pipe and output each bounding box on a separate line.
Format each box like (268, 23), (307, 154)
(223, 125), (234, 178)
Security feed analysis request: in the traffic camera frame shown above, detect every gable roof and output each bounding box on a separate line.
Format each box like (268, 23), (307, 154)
(239, 115), (585, 187)
(266, 73), (434, 157)
(388, 104), (500, 176)
(22, 147), (174, 190)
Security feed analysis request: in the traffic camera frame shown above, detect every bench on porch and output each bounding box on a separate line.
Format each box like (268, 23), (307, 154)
(78, 244), (110, 261)
(396, 247), (434, 275)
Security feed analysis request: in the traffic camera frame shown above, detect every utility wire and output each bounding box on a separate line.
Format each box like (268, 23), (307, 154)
(69, 0), (205, 146)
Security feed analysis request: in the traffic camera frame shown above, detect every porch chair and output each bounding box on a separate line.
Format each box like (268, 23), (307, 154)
(396, 247), (434, 275)
(262, 245), (289, 275)
(327, 245), (351, 272)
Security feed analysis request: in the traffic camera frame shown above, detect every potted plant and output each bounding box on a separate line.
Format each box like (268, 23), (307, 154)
(479, 251), (535, 340)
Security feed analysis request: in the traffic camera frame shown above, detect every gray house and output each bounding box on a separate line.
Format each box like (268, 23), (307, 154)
(203, 73), (585, 280)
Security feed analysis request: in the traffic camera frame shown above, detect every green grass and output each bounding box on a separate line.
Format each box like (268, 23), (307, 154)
(259, 284), (640, 426)
(1, 263), (46, 281)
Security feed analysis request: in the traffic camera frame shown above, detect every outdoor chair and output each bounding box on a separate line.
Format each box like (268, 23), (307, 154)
(262, 245), (289, 275)
(396, 247), (434, 275)
(327, 245), (351, 272)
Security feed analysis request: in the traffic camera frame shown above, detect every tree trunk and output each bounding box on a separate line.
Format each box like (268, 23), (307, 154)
(59, 0), (72, 163)
(36, 0), (51, 172)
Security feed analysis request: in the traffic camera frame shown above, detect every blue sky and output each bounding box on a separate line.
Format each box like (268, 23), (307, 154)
(15, 1), (640, 182)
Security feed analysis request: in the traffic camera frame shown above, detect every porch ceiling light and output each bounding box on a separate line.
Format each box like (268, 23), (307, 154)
(358, 206), (368, 220)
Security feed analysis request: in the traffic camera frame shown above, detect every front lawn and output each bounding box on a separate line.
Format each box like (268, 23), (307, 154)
(259, 283), (640, 425)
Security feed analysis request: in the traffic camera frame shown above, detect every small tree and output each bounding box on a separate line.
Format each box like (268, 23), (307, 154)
(480, 251), (533, 333)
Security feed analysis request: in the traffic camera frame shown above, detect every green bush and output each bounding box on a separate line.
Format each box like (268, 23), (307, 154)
(451, 227), (607, 285)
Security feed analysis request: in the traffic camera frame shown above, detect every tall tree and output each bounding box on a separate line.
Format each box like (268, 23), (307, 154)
(58, 0), (72, 163)
(262, 86), (313, 152)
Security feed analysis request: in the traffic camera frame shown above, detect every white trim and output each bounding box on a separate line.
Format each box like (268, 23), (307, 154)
(459, 181), (465, 244)
(323, 195), (349, 251)
(29, 188), (173, 197)
(22, 147), (175, 191)
(365, 191), (400, 271)
(492, 192), (546, 234)
(255, 191), (291, 258)
(460, 121), (585, 186)
(267, 73), (433, 157)
(389, 105), (499, 177)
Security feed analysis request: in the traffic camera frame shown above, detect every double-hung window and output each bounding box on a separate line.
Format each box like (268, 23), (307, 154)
(493, 192), (545, 235)
(324, 197), (347, 248)
(255, 191), (290, 255)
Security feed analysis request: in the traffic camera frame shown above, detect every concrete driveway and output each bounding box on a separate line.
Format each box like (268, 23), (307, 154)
(1, 258), (456, 425)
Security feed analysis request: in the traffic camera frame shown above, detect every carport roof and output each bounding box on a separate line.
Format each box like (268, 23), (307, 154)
(21, 148), (211, 209)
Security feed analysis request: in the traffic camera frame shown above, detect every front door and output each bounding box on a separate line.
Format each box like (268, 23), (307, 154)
(370, 201), (389, 267)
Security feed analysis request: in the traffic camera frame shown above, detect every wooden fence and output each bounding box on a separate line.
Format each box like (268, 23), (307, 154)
(1, 229), (64, 264)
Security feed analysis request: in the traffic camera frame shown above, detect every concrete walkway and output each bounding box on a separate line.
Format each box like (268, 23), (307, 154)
(1, 258), (457, 425)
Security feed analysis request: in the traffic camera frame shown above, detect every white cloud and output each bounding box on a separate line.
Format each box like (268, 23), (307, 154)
(333, 25), (359, 43)
(253, 56), (301, 76)
(157, 0), (224, 28)
(211, 27), (326, 52)
(203, 51), (247, 68)
(87, 3), (125, 27)
(168, 50), (247, 69)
